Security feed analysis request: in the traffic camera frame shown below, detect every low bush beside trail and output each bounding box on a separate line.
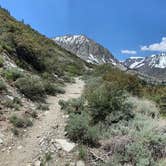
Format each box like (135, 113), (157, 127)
(15, 76), (46, 102)
(59, 70), (166, 166)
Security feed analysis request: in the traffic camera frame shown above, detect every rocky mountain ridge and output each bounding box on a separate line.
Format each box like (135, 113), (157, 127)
(123, 53), (166, 80)
(53, 35), (118, 65)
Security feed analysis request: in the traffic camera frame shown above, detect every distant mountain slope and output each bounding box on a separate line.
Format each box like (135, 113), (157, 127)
(123, 54), (166, 79)
(123, 57), (145, 69)
(53, 35), (118, 65)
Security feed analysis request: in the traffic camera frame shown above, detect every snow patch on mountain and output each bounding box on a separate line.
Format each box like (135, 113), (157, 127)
(149, 54), (166, 69)
(130, 57), (144, 59)
(123, 54), (166, 79)
(130, 61), (142, 69)
(54, 35), (89, 45)
(124, 54), (166, 69)
(88, 54), (99, 64)
(53, 35), (118, 65)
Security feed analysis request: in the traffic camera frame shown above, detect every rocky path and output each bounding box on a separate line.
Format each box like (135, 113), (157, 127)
(0, 78), (85, 166)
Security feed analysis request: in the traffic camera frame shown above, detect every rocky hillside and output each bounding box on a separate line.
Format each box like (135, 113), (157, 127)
(53, 35), (118, 65)
(0, 8), (89, 77)
(123, 54), (166, 80)
(0, 7), (89, 151)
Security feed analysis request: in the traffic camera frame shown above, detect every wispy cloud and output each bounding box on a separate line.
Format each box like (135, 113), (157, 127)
(121, 49), (137, 55)
(141, 37), (166, 52)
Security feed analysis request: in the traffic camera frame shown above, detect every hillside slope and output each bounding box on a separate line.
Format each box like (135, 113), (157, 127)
(0, 7), (90, 158)
(0, 8), (89, 76)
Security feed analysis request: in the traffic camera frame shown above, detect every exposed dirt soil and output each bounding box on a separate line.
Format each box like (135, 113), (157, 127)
(0, 78), (85, 166)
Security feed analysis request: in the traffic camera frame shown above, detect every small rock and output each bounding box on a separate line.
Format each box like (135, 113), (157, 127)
(51, 139), (55, 143)
(8, 147), (12, 150)
(17, 145), (23, 150)
(69, 162), (75, 166)
(0, 138), (3, 144)
(55, 139), (76, 152)
(6, 95), (14, 100)
(34, 160), (41, 166)
(1, 148), (5, 152)
(0, 133), (4, 138)
(26, 164), (32, 166)
(56, 144), (62, 150)
(0, 116), (6, 121)
(76, 160), (85, 166)
(63, 115), (69, 118)
(44, 111), (49, 115)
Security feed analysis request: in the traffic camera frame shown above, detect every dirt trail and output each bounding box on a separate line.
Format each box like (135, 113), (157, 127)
(158, 118), (166, 128)
(0, 78), (85, 166)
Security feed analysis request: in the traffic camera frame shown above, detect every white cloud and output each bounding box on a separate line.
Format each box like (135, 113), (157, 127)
(141, 37), (166, 52)
(121, 50), (137, 55)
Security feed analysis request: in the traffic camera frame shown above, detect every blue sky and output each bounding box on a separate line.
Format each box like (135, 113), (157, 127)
(0, 0), (166, 60)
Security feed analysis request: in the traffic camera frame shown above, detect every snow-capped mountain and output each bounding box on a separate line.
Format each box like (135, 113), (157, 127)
(123, 53), (166, 79)
(123, 57), (145, 69)
(53, 35), (118, 65)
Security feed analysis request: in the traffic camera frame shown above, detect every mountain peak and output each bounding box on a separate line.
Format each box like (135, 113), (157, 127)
(123, 53), (166, 79)
(149, 53), (166, 69)
(54, 34), (90, 45)
(53, 34), (118, 65)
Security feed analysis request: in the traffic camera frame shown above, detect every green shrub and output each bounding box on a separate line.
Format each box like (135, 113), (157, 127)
(40, 152), (52, 166)
(0, 56), (4, 67)
(159, 96), (166, 116)
(158, 159), (166, 166)
(3, 99), (20, 110)
(100, 120), (130, 138)
(54, 85), (65, 94)
(68, 98), (85, 111)
(13, 97), (22, 106)
(125, 142), (154, 166)
(65, 64), (83, 76)
(61, 75), (75, 83)
(86, 82), (134, 123)
(3, 68), (23, 81)
(31, 111), (38, 118)
(65, 112), (99, 145)
(78, 145), (87, 160)
(11, 127), (19, 136)
(41, 72), (52, 80)
(58, 99), (68, 110)
(0, 79), (7, 92)
(15, 76), (46, 102)
(3, 97), (22, 110)
(43, 81), (55, 95)
(59, 98), (85, 114)
(129, 114), (166, 160)
(104, 113), (166, 165)
(45, 152), (52, 161)
(43, 81), (65, 95)
(128, 96), (159, 119)
(9, 115), (33, 128)
(2, 44), (13, 54)
(37, 103), (49, 111)
(105, 142), (155, 166)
